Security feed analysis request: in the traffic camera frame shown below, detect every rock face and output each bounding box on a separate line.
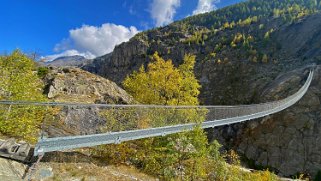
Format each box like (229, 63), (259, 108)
(209, 66), (321, 177)
(42, 67), (135, 137)
(0, 157), (27, 181)
(83, 38), (149, 84)
(44, 67), (135, 104)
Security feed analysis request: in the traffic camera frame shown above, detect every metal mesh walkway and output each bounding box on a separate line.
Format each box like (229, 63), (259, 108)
(0, 69), (314, 156)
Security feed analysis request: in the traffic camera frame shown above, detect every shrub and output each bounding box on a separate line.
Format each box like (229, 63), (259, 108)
(37, 66), (50, 78)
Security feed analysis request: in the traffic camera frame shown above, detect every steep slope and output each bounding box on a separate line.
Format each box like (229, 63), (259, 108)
(82, 0), (321, 105)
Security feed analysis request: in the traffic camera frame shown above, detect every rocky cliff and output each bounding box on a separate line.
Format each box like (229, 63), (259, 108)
(43, 67), (134, 104)
(42, 67), (135, 137)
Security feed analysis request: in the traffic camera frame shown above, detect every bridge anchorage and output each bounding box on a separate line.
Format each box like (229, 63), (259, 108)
(0, 69), (315, 158)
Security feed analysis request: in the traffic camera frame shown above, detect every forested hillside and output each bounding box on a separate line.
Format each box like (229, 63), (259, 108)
(84, 0), (321, 105)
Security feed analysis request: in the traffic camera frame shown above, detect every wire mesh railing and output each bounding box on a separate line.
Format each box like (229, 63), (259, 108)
(0, 70), (314, 156)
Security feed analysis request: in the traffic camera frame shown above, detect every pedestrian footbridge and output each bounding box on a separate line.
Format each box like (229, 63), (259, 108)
(0, 69), (315, 157)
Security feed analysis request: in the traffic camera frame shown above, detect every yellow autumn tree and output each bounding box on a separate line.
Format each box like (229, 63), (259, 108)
(123, 52), (200, 106)
(102, 52), (204, 133)
(123, 52), (204, 128)
(0, 50), (47, 142)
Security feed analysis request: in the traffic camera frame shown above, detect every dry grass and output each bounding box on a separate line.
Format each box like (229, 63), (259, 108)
(36, 162), (158, 181)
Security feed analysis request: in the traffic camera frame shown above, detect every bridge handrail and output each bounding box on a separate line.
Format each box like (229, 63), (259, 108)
(30, 70), (313, 156)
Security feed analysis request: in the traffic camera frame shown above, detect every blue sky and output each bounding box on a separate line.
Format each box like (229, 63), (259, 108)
(0, 0), (241, 60)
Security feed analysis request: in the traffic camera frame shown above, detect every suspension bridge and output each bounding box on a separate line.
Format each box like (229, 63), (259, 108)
(0, 68), (315, 157)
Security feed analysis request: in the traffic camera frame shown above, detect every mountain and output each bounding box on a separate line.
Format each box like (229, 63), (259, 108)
(82, 0), (321, 104)
(44, 55), (91, 67)
(82, 0), (321, 177)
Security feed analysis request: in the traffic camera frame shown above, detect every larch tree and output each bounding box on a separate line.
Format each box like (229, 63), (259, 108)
(123, 52), (200, 106)
(0, 50), (47, 142)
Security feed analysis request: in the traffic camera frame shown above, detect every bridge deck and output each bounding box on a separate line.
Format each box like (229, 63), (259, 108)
(0, 69), (315, 156)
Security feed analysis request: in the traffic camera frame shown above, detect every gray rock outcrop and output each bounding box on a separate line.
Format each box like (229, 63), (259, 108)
(42, 67), (136, 137)
(44, 67), (135, 104)
(0, 157), (27, 181)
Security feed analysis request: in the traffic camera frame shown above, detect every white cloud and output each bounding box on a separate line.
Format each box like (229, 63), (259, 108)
(193, 0), (220, 15)
(150, 0), (180, 27)
(44, 23), (139, 61)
